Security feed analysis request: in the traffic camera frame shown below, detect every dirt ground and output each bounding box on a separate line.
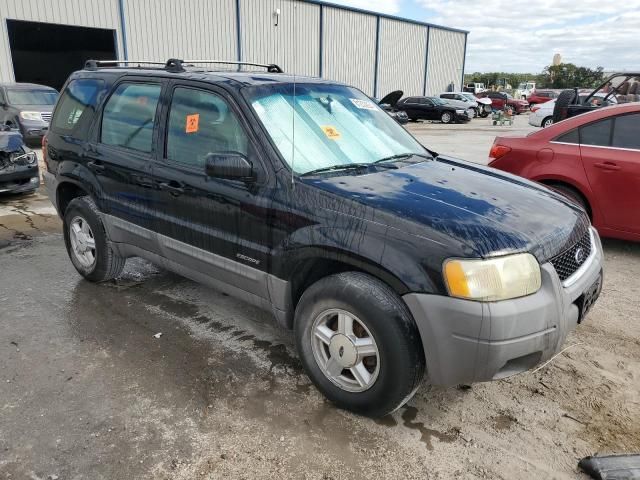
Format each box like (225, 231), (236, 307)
(1, 118), (639, 479)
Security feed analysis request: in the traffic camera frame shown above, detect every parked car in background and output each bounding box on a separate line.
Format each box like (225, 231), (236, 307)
(477, 91), (529, 114)
(529, 99), (556, 128)
(396, 96), (471, 123)
(515, 81), (536, 100)
(44, 58), (603, 417)
(526, 89), (558, 107)
(459, 92), (493, 117)
(463, 82), (486, 94)
(439, 92), (483, 118)
(490, 103), (640, 242)
(553, 72), (639, 123)
(0, 83), (58, 144)
(0, 126), (39, 194)
(375, 90), (409, 125)
(437, 94), (477, 118)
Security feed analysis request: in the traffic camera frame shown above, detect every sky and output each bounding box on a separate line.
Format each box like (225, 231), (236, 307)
(325, 0), (640, 74)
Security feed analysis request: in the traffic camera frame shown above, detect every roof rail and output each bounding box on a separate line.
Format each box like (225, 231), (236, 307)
(183, 60), (283, 73)
(84, 58), (283, 74)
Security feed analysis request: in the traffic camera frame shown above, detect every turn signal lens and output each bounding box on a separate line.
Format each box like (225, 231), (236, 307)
(489, 144), (512, 160)
(443, 253), (541, 301)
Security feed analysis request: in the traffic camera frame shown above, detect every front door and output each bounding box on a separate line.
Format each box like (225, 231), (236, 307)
(84, 79), (162, 251)
(420, 98), (438, 120)
(580, 113), (640, 234)
(150, 82), (274, 298)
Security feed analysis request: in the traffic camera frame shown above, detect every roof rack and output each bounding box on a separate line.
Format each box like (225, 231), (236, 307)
(84, 58), (284, 74)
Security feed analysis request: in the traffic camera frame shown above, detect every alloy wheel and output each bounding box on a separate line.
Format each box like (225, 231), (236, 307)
(69, 216), (96, 268)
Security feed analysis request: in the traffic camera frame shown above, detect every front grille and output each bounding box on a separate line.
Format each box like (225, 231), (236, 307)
(40, 112), (52, 122)
(549, 230), (592, 282)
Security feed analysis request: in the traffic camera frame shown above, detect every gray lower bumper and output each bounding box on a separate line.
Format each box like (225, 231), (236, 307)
(403, 228), (604, 386)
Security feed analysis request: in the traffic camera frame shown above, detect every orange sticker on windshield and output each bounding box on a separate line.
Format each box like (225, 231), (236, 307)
(185, 113), (199, 133)
(321, 125), (341, 140)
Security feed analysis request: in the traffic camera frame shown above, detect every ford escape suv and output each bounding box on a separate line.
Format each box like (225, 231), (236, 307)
(43, 59), (603, 418)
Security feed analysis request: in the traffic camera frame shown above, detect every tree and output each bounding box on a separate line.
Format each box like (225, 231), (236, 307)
(541, 63), (604, 89)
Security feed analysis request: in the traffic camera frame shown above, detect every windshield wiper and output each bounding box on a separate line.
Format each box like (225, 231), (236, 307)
(300, 163), (371, 177)
(373, 152), (432, 164)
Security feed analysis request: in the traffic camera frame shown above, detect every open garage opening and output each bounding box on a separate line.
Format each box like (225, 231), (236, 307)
(6, 19), (117, 91)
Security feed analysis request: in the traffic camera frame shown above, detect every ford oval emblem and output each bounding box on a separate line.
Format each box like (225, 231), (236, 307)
(574, 247), (586, 265)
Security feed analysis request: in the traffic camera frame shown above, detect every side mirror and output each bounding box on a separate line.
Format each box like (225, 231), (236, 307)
(205, 152), (255, 182)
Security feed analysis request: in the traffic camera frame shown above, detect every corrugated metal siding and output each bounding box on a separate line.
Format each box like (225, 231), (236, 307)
(122, 0), (237, 63)
(376, 18), (428, 98)
(425, 28), (466, 95)
(240, 0), (319, 76)
(0, 0), (122, 83)
(321, 7), (376, 95)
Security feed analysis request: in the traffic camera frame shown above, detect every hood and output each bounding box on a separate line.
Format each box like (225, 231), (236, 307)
(441, 98), (471, 109)
(14, 105), (54, 113)
(305, 157), (589, 261)
(379, 90), (403, 107)
(476, 97), (492, 105)
(0, 130), (25, 152)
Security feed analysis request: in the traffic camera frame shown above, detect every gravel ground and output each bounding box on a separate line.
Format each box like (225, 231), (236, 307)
(1, 117), (638, 479)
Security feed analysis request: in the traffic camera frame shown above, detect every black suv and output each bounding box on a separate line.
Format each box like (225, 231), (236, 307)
(43, 59), (603, 417)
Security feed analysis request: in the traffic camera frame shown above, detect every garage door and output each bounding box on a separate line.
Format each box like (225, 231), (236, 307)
(6, 19), (117, 91)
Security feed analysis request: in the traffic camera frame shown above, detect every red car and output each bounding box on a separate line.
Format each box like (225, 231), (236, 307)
(526, 89), (558, 107)
(476, 91), (529, 113)
(488, 103), (640, 242)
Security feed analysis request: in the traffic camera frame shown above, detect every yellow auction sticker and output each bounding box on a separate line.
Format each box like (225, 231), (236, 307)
(321, 125), (341, 140)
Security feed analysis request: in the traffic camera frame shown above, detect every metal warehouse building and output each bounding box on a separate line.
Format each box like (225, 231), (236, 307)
(0, 0), (467, 97)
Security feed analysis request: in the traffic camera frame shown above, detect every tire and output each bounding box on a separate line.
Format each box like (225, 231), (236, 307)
(553, 89), (577, 123)
(549, 184), (590, 216)
(466, 108), (476, 119)
(542, 116), (553, 128)
(63, 196), (125, 282)
(441, 111), (452, 124)
(295, 272), (425, 418)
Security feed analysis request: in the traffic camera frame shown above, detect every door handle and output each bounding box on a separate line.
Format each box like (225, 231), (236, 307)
(87, 161), (105, 173)
(593, 162), (621, 171)
(159, 182), (185, 195)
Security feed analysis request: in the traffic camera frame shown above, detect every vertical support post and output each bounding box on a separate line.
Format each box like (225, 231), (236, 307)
(373, 15), (381, 98)
(236, 0), (242, 63)
(118, 0), (128, 60)
(423, 27), (430, 96)
(318, 5), (324, 78)
(461, 33), (468, 91)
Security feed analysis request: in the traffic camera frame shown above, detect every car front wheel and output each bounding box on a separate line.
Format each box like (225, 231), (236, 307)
(295, 272), (425, 418)
(441, 112), (452, 124)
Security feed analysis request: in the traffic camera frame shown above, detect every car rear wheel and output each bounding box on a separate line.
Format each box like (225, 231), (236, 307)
(295, 272), (425, 418)
(441, 111), (452, 124)
(542, 117), (553, 128)
(553, 89), (577, 123)
(63, 196), (125, 282)
(549, 184), (590, 217)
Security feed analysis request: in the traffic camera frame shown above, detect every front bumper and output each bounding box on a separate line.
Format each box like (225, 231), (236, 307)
(20, 119), (49, 141)
(0, 165), (40, 193)
(403, 228), (603, 386)
(528, 112), (544, 127)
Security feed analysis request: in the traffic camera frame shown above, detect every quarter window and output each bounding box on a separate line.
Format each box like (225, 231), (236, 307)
(612, 113), (640, 150)
(51, 78), (106, 137)
(166, 87), (248, 168)
(555, 129), (579, 144)
(101, 83), (161, 153)
(579, 119), (612, 147)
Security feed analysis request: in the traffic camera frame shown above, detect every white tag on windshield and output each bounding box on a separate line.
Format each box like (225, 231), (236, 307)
(350, 98), (377, 111)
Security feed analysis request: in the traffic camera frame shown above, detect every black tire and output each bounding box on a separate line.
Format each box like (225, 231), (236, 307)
(441, 111), (453, 124)
(295, 272), (425, 418)
(63, 196), (125, 282)
(542, 116), (553, 128)
(553, 89), (577, 123)
(549, 184), (590, 217)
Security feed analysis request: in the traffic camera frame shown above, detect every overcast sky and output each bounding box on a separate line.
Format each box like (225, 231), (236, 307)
(325, 0), (640, 73)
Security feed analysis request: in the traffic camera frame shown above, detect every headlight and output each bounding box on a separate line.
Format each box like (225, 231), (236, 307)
(20, 111), (42, 121)
(443, 253), (541, 301)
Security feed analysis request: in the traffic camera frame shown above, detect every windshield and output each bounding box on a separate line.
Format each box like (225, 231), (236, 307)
(245, 83), (425, 175)
(6, 89), (58, 105)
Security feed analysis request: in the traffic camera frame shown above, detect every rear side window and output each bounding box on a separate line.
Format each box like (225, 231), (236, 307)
(101, 83), (161, 153)
(51, 78), (106, 138)
(612, 113), (640, 150)
(556, 129), (579, 144)
(580, 119), (612, 147)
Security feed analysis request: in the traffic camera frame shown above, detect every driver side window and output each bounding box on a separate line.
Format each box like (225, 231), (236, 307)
(101, 83), (161, 153)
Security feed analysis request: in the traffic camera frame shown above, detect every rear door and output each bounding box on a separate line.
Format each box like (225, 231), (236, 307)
(580, 113), (640, 234)
(399, 97), (421, 118)
(150, 81), (274, 298)
(84, 78), (163, 251)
